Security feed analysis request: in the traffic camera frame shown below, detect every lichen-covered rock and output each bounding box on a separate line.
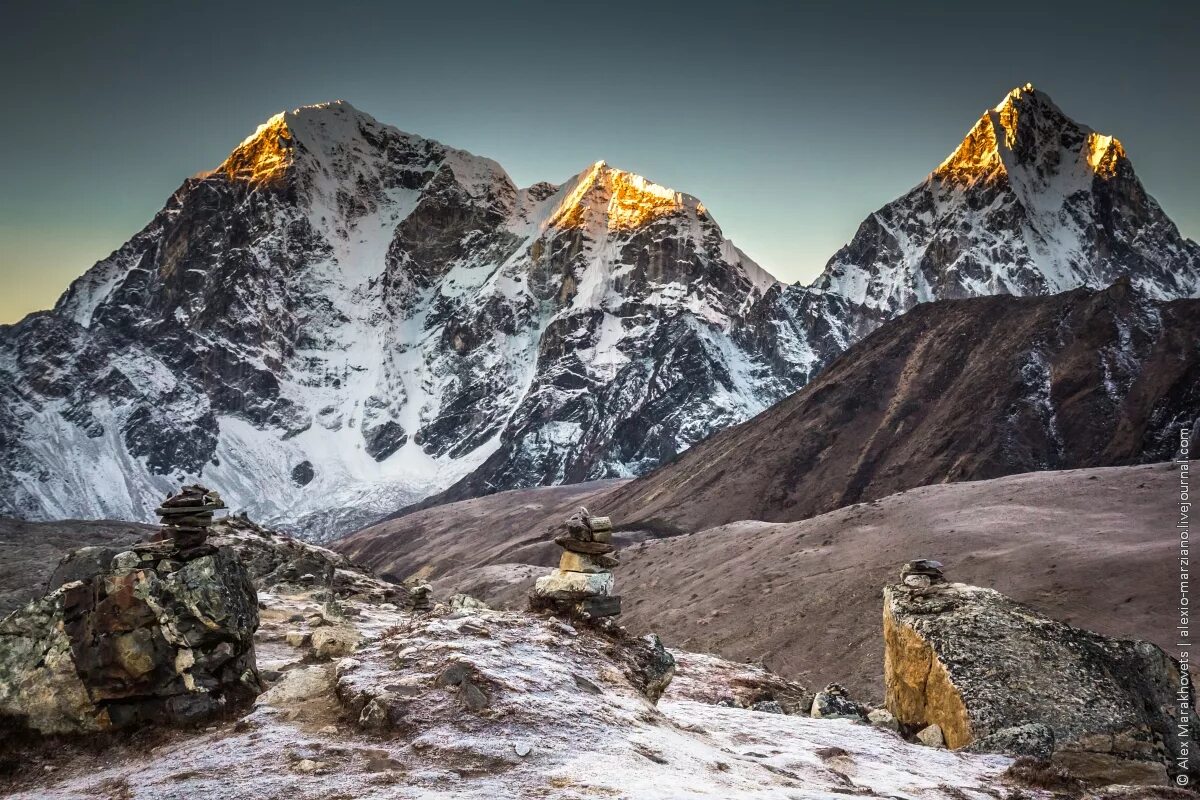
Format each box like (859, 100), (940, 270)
(966, 723), (1055, 762)
(884, 581), (1194, 782)
(0, 543), (259, 734)
(810, 683), (863, 720)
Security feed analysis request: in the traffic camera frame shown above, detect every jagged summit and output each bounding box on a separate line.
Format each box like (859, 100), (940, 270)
(935, 84), (1128, 186)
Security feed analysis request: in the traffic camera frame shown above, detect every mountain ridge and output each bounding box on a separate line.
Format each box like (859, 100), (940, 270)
(1, 101), (811, 538)
(3, 87), (1198, 538)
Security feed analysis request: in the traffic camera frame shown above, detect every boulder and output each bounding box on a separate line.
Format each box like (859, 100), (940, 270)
(610, 633), (676, 704)
(884, 580), (1194, 782)
(867, 708), (899, 731)
(44, 546), (121, 593)
(663, 650), (813, 715)
(310, 627), (360, 659)
(0, 543), (259, 735)
(256, 665), (333, 706)
(916, 723), (946, 748)
(750, 700), (785, 714)
(810, 683), (862, 720)
(448, 594), (490, 611)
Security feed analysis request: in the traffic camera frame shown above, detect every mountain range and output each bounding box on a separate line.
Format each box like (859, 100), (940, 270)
(1, 84), (1197, 538)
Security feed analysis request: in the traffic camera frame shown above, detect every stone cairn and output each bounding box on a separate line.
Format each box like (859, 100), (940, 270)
(530, 507), (620, 621)
(153, 484), (226, 551)
(899, 559), (945, 589)
(409, 581), (433, 614)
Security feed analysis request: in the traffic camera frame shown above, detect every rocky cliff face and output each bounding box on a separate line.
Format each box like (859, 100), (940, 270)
(2, 87), (1197, 539)
(883, 577), (1194, 784)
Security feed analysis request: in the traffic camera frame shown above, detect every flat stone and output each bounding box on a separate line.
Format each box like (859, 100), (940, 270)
(559, 551), (614, 574)
(554, 536), (614, 555)
(534, 570), (613, 598)
(577, 595), (621, 618)
(461, 680), (488, 712)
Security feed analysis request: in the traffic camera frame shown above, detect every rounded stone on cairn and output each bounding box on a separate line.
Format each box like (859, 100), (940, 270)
(899, 559), (944, 585)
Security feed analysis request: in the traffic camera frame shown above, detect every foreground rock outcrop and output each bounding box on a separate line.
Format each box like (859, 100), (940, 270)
(0, 540), (260, 734)
(2, 517), (1030, 799)
(884, 575), (1194, 783)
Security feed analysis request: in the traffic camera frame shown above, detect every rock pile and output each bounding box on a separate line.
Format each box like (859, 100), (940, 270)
(530, 507), (620, 621)
(0, 539), (260, 735)
(154, 484), (226, 551)
(883, 560), (1196, 784)
(899, 559), (944, 589)
(409, 581), (432, 614)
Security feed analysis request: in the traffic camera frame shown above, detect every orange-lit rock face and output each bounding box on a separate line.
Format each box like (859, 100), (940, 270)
(933, 114), (1005, 184)
(1085, 132), (1126, 178)
(551, 163), (684, 232)
(882, 595), (973, 749)
(219, 114), (295, 186)
(933, 84), (1125, 186)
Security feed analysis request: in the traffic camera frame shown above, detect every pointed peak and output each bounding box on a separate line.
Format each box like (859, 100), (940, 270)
(934, 85), (1126, 185)
(548, 161), (697, 232)
(217, 101), (394, 186)
(993, 83), (1044, 112)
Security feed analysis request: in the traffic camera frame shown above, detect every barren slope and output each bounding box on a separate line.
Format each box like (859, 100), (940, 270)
(602, 282), (1200, 534)
(618, 462), (1185, 699)
(337, 480), (626, 583)
(341, 462), (1186, 700)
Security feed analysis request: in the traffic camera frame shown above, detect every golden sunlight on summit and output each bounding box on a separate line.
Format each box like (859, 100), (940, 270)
(219, 114), (295, 186)
(551, 162), (685, 232)
(1085, 132), (1126, 178)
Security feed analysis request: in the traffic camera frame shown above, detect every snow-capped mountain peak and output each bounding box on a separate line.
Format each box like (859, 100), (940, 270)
(813, 84), (1199, 313)
(934, 83), (1127, 190)
(1, 104), (802, 538)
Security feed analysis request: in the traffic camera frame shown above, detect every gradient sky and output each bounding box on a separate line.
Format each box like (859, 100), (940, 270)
(2, 0), (1197, 323)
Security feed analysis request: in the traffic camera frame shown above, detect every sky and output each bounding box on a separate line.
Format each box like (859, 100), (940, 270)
(1, 0), (1197, 323)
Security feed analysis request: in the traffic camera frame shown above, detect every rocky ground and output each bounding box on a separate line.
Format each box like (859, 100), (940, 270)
(0, 522), (1042, 800)
(339, 462), (1185, 699)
